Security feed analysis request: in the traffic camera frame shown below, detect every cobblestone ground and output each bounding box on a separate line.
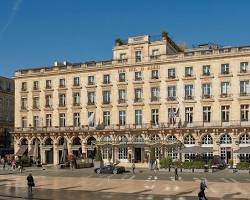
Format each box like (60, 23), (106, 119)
(0, 167), (249, 200)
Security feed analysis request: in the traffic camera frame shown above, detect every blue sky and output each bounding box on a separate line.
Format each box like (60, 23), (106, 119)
(0, 0), (250, 78)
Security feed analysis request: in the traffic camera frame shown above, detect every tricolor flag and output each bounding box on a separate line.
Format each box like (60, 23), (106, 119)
(87, 112), (95, 127)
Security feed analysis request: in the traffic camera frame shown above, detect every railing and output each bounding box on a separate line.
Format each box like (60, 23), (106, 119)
(118, 59), (128, 63)
(201, 94), (212, 99)
(87, 101), (95, 105)
(150, 55), (160, 60)
(184, 96), (194, 100)
(220, 93), (232, 98)
(151, 96), (160, 102)
(134, 98), (143, 103)
(167, 97), (177, 101)
(118, 99), (126, 104)
(239, 92), (250, 97)
(14, 120), (250, 133)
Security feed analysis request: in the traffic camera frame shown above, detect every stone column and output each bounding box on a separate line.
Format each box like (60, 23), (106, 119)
(53, 143), (59, 165)
(40, 145), (45, 164)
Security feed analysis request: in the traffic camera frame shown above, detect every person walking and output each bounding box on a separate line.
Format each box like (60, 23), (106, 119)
(27, 173), (35, 193)
(174, 167), (178, 180)
(132, 162), (135, 174)
(198, 178), (208, 200)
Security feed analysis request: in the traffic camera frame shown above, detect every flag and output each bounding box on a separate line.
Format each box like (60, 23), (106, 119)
(87, 112), (95, 126)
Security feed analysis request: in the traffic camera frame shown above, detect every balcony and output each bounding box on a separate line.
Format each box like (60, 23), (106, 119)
(168, 75), (176, 79)
(167, 96), (177, 101)
(183, 75), (196, 80)
(87, 101), (95, 105)
(134, 98), (143, 103)
(184, 96), (194, 101)
(58, 103), (66, 107)
(103, 100), (111, 105)
(135, 57), (141, 63)
(32, 106), (40, 110)
(72, 103), (81, 108)
(20, 106), (28, 112)
(240, 92), (250, 97)
(150, 55), (160, 60)
(21, 87), (27, 92)
(118, 58), (128, 63)
(151, 96), (160, 102)
(201, 94), (212, 99)
(118, 99), (127, 104)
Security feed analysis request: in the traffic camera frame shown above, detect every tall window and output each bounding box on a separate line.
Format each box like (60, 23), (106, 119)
(185, 107), (193, 123)
(185, 85), (193, 99)
(119, 72), (126, 82)
(135, 51), (141, 62)
(33, 116), (39, 128)
(241, 105), (249, 121)
(46, 80), (52, 89)
(168, 68), (176, 78)
(151, 87), (159, 101)
(59, 113), (66, 127)
(59, 79), (65, 88)
(103, 111), (110, 127)
(21, 82), (27, 91)
(59, 94), (66, 107)
(33, 81), (39, 90)
(21, 97), (27, 110)
(240, 80), (249, 95)
(202, 83), (211, 97)
(88, 76), (95, 85)
(45, 95), (52, 108)
(135, 110), (142, 126)
(185, 67), (193, 77)
(151, 70), (159, 79)
(221, 63), (230, 74)
(119, 147), (128, 159)
(46, 114), (52, 127)
(203, 106), (211, 122)
(33, 97), (39, 109)
(73, 77), (80, 86)
(184, 135), (195, 144)
(240, 62), (248, 73)
(21, 116), (27, 128)
(134, 88), (142, 102)
(118, 89), (126, 103)
(220, 134), (232, 144)
(221, 106), (230, 122)
(202, 134), (213, 144)
(87, 92), (95, 104)
(203, 65), (211, 76)
(103, 74), (110, 84)
(240, 134), (250, 144)
(151, 109), (159, 126)
(103, 91), (111, 104)
(168, 86), (176, 99)
(73, 113), (80, 127)
(73, 92), (80, 106)
(135, 71), (142, 81)
(119, 111), (126, 126)
(88, 112), (95, 127)
(221, 82), (230, 96)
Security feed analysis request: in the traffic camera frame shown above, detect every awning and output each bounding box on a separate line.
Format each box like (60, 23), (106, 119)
(28, 146), (35, 156)
(178, 146), (213, 153)
(234, 146), (250, 153)
(15, 145), (28, 156)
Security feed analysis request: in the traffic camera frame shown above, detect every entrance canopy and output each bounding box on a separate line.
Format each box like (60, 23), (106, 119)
(15, 145), (28, 156)
(234, 146), (250, 153)
(28, 146), (35, 156)
(178, 146), (213, 154)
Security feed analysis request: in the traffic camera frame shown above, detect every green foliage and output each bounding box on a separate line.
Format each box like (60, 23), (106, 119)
(208, 160), (213, 168)
(150, 147), (156, 161)
(161, 31), (169, 38)
(182, 161), (194, 169)
(20, 155), (29, 162)
(194, 154), (203, 161)
(94, 147), (102, 161)
(237, 162), (250, 170)
(182, 161), (205, 169)
(115, 38), (124, 45)
(159, 156), (173, 169)
(173, 159), (183, 168)
(228, 159), (234, 167)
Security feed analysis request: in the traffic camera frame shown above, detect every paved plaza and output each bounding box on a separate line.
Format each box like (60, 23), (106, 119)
(0, 167), (249, 200)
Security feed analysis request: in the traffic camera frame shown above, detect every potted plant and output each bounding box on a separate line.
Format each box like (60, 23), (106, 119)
(94, 147), (103, 168)
(237, 162), (250, 173)
(115, 38), (124, 46)
(161, 31), (169, 40)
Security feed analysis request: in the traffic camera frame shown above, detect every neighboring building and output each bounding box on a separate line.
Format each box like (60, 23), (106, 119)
(14, 33), (250, 166)
(0, 76), (14, 156)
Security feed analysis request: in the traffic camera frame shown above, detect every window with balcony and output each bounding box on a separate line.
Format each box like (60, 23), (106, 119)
(203, 106), (211, 122)
(33, 96), (39, 109)
(151, 70), (159, 79)
(135, 110), (142, 126)
(134, 88), (142, 102)
(185, 67), (193, 77)
(33, 81), (39, 90)
(59, 113), (66, 127)
(87, 92), (95, 105)
(135, 71), (142, 81)
(59, 94), (66, 107)
(103, 111), (110, 127)
(151, 87), (159, 102)
(45, 95), (52, 108)
(119, 111), (126, 126)
(33, 116), (39, 128)
(46, 114), (52, 127)
(202, 83), (211, 98)
(118, 89), (126, 104)
(184, 84), (193, 100)
(202, 65), (211, 76)
(103, 74), (110, 84)
(221, 63), (230, 74)
(21, 97), (27, 110)
(73, 77), (80, 86)
(119, 72), (126, 82)
(73, 113), (80, 127)
(168, 107), (177, 125)
(151, 109), (159, 126)
(168, 68), (176, 79)
(135, 51), (141, 63)
(240, 105), (249, 121)
(59, 79), (66, 88)
(221, 82), (230, 97)
(21, 116), (27, 128)
(167, 86), (176, 101)
(73, 92), (80, 106)
(240, 80), (249, 96)
(88, 76), (95, 85)
(221, 105), (230, 122)
(88, 112), (95, 127)
(103, 91), (111, 104)
(46, 80), (52, 89)
(21, 82), (27, 91)
(240, 62), (248, 73)
(119, 53), (127, 63)
(185, 107), (193, 123)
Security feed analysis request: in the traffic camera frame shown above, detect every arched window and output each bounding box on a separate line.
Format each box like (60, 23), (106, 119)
(220, 134), (232, 144)
(45, 138), (53, 145)
(32, 138), (40, 145)
(134, 135), (144, 143)
(58, 137), (65, 146)
(21, 138), (28, 145)
(202, 134), (213, 145)
(150, 134), (160, 142)
(101, 136), (112, 143)
(72, 137), (81, 145)
(184, 135), (195, 144)
(240, 134), (250, 144)
(119, 135), (128, 143)
(167, 135), (177, 142)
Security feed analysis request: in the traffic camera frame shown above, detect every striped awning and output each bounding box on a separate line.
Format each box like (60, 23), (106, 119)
(28, 146), (35, 156)
(15, 145), (28, 156)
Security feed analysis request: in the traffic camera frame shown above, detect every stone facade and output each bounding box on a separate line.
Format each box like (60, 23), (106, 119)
(14, 33), (250, 166)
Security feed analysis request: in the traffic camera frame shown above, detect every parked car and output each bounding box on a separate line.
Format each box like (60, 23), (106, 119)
(94, 164), (125, 174)
(212, 155), (226, 169)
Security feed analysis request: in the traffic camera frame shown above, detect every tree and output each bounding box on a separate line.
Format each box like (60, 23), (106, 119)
(150, 147), (156, 161)
(94, 147), (102, 161)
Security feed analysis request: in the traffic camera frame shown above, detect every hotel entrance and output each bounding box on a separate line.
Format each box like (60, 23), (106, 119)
(134, 148), (142, 162)
(220, 147), (232, 164)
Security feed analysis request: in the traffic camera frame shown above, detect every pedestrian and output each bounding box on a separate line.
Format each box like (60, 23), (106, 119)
(198, 178), (208, 200)
(174, 167), (178, 180)
(154, 160), (158, 173)
(19, 160), (23, 173)
(200, 178), (207, 192)
(132, 162), (135, 174)
(27, 173), (35, 193)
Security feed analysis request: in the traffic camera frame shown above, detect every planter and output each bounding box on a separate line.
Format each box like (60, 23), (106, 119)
(237, 169), (250, 173)
(194, 168), (204, 173)
(94, 161), (103, 168)
(182, 169), (192, 173)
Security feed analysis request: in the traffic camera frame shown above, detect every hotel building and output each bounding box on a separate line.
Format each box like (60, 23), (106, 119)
(14, 33), (250, 166)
